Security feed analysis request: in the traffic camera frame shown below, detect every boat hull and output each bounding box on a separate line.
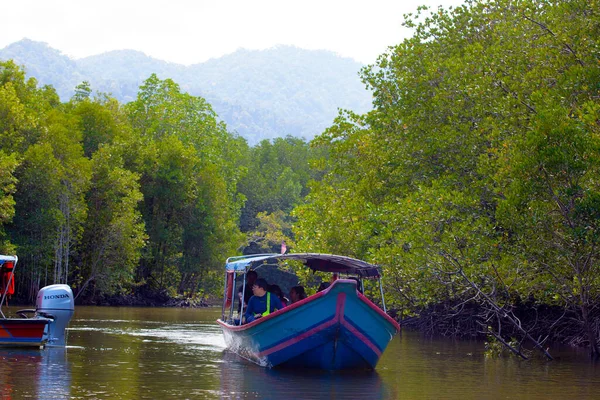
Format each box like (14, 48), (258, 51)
(0, 318), (49, 347)
(219, 279), (400, 370)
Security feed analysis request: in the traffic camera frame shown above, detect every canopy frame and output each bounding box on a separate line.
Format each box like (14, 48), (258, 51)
(225, 253), (381, 278)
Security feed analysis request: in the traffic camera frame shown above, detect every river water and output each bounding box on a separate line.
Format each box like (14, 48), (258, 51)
(1, 306), (599, 399)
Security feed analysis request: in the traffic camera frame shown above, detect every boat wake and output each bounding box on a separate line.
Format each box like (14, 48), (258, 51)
(69, 322), (226, 351)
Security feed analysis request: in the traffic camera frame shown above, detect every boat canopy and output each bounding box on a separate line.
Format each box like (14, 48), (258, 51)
(225, 253), (381, 278)
(0, 255), (17, 263)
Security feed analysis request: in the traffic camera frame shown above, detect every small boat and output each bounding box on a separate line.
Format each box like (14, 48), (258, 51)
(0, 318), (49, 347)
(217, 253), (400, 370)
(0, 255), (75, 348)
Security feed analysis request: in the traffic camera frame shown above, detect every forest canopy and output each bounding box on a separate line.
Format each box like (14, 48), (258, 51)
(0, 60), (315, 304)
(0, 65), (250, 302)
(293, 0), (600, 356)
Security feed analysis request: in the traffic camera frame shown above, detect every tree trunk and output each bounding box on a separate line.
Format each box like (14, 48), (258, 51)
(581, 303), (599, 359)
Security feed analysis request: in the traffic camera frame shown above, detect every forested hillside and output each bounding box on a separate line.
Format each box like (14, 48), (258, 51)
(0, 40), (371, 144)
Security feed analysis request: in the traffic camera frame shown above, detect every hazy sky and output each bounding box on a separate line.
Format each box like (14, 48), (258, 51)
(1, 0), (465, 65)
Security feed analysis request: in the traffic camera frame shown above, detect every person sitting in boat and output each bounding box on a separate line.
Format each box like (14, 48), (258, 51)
(317, 281), (330, 292)
(237, 270), (258, 312)
(244, 278), (283, 323)
(268, 284), (288, 307)
(349, 277), (363, 293)
(289, 285), (306, 304)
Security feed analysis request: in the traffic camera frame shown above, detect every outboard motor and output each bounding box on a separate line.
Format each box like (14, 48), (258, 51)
(36, 284), (74, 347)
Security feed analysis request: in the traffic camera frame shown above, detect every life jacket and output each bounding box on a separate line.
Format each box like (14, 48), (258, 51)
(1, 261), (15, 296)
(261, 292), (271, 317)
(224, 273), (234, 309)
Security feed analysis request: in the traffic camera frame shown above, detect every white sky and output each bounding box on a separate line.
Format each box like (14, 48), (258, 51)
(1, 0), (465, 65)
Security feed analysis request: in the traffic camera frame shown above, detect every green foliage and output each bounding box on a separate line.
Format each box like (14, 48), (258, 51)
(2, 2), (600, 358)
(238, 136), (313, 232)
(484, 334), (520, 359)
(125, 74), (245, 295)
(0, 151), (19, 253)
(246, 211), (295, 254)
(293, 0), (600, 353)
(70, 94), (121, 157)
(76, 145), (145, 296)
(11, 142), (64, 289)
(0, 62), (247, 301)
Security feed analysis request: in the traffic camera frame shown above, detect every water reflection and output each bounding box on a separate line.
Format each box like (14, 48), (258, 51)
(2, 307), (600, 399)
(0, 347), (71, 399)
(220, 351), (395, 399)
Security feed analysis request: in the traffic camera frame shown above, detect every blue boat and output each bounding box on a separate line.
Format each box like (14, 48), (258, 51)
(217, 253), (400, 370)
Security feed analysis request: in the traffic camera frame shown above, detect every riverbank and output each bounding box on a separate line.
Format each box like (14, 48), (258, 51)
(397, 300), (598, 358)
(88, 291), (214, 308)
(67, 285), (215, 308)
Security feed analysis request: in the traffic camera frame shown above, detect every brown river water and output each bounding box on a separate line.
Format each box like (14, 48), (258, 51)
(0, 306), (599, 399)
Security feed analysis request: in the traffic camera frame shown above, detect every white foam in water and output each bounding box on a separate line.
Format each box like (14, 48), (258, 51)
(129, 324), (226, 349)
(70, 322), (226, 350)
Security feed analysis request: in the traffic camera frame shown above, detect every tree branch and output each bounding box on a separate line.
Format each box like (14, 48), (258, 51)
(522, 14), (585, 67)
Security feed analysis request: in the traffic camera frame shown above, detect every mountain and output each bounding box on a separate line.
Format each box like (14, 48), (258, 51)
(0, 39), (372, 144)
(0, 39), (86, 99)
(76, 49), (187, 103)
